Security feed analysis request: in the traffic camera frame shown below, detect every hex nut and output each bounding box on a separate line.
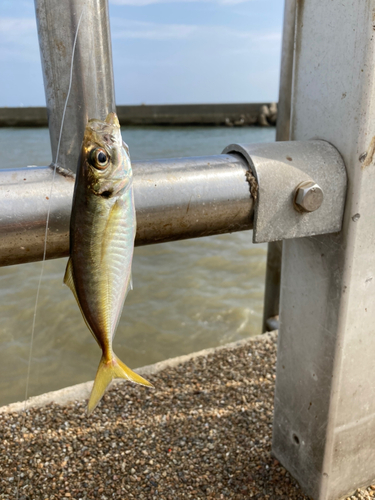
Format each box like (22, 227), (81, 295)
(294, 181), (324, 213)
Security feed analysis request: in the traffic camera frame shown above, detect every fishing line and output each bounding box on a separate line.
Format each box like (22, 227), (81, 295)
(16, 6), (85, 498)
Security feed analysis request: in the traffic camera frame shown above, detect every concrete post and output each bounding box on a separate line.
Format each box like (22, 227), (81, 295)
(272, 1), (375, 499)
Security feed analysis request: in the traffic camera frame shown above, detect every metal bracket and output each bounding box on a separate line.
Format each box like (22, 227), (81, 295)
(222, 140), (347, 243)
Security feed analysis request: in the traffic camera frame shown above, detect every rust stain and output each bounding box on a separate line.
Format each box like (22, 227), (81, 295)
(362, 135), (375, 169)
(55, 40), (66, 58)
(245, 170), (258, 201)
(186, 195), (193, 215)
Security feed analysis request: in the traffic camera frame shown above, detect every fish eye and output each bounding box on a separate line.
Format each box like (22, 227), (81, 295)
(91, 148), (109, 170)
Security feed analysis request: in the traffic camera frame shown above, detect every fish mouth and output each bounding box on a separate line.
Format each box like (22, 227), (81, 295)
(105, 112), (120, 127)
(85, 113), (121, 147)
(88, 112), (120, 130)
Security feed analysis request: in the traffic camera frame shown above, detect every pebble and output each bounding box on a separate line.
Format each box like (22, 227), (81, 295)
(0, 335), (374, 499)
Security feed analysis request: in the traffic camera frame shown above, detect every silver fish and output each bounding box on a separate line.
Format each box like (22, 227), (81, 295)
(64, 112), (152, 416)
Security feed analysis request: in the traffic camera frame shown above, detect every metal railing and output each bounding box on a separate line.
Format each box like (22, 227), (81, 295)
(6, 1), (373, 498)
(0, 154), (254, 267)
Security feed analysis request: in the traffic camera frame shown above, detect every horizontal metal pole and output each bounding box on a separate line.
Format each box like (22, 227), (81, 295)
(0, 154), (254, 267)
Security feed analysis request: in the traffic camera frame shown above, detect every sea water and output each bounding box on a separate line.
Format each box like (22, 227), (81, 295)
(0, 125), (275, 405)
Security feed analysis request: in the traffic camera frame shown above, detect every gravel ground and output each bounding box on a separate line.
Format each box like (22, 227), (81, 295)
(1, 334), (375, 500)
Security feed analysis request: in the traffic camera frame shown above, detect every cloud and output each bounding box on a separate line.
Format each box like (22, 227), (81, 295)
(256, 32), (282, 42)
(110, 0), (251, 5)
(0, 16), (36, 35)
(111, 18), (280, 45)
(0, 17), (40, 62)
(112, 19), (197, 40)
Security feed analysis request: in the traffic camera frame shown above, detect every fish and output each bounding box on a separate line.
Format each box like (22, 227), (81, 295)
(64, 112), (152, 416)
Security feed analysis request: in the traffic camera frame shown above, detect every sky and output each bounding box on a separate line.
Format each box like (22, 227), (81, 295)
(0, 0), (283, 107)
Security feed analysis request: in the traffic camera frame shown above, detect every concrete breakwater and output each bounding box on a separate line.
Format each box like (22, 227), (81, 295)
(0, 102), (277, 127)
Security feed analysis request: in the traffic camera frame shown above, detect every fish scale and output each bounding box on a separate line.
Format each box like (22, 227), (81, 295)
(64, 112), (153, 415)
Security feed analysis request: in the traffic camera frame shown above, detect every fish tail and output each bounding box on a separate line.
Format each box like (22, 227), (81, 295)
(87, 354), (153, 416)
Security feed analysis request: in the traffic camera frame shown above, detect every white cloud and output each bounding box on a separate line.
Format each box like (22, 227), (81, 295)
(0, 17), (39, 62)
(0, 16), (36, 35)
(110, 0), (250, 5)
(219, 0), (252, 3)
(112, 19), (197, 40)
(257, 32), (282, 42)
(111, 18), (280, 44)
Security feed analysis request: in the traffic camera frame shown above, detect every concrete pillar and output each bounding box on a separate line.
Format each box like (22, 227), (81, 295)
(272, 1), (375, 499)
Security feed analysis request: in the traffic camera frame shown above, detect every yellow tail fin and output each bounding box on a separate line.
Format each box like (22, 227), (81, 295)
(87, 354), (153, 416)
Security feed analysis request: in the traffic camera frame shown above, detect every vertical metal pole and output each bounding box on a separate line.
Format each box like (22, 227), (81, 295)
(262, 240), (282, 331)
(272, 1), (375, 499)
(34, 0), (116, 173)
(275, 0), (296, 144)
(262, 0), (297, 332)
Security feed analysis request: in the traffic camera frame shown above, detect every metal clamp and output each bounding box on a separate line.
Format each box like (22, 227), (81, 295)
(222, 140), (347, 243)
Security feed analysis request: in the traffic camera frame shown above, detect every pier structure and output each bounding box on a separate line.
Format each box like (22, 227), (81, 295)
(271, 2), (375, 499)
(0, 102), (277, 128)
(2, 0), (375, 499)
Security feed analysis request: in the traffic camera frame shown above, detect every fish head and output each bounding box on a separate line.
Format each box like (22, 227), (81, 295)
(81, 112), (132, 197)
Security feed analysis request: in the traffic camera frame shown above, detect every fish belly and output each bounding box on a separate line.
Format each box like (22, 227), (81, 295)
(70, 188), (136, 351)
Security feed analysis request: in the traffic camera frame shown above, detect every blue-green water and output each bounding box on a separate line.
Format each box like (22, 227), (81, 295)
(0, 126), (275, 406)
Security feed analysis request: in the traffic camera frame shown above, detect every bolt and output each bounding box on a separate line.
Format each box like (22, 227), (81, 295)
(352, 213), (360, 222)
(294, 181), (324, 213)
